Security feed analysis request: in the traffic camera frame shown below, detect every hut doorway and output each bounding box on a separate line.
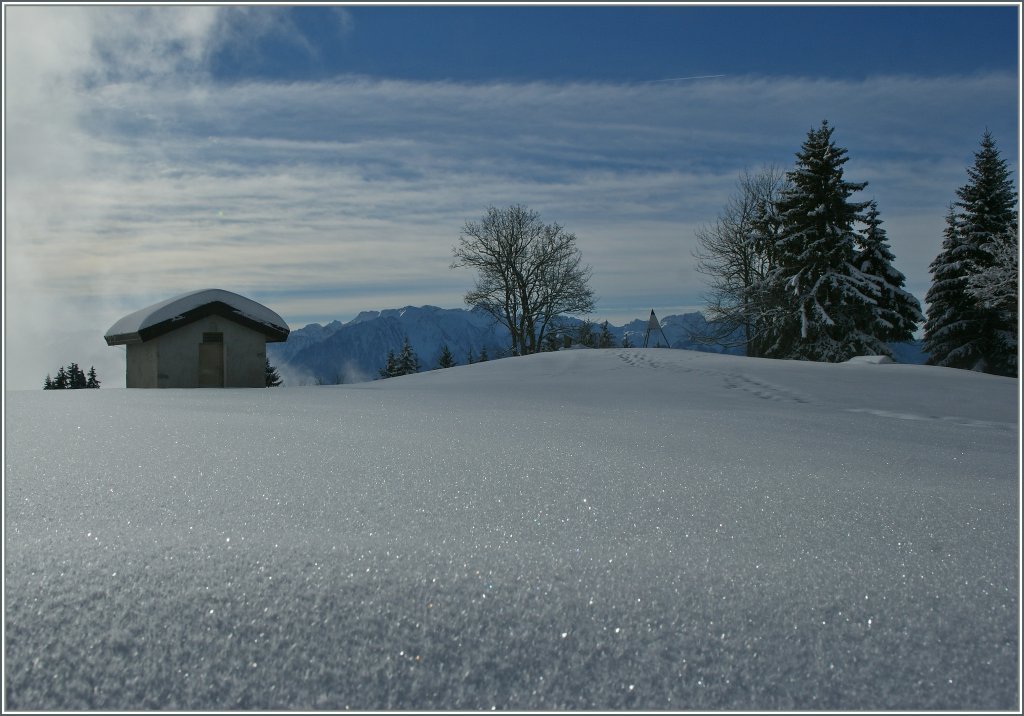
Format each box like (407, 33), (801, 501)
(198, 333), (225, 387)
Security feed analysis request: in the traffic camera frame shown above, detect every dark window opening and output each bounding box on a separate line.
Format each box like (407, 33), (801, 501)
(202, 332), (223, 343)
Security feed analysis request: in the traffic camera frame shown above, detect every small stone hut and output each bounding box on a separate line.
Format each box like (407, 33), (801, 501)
(104, 289), (290, 388)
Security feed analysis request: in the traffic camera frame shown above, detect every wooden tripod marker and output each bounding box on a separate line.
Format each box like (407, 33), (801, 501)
(642, 310), (670, 348)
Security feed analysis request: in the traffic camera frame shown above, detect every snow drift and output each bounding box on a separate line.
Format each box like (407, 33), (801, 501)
(4, 348), (1018, 710)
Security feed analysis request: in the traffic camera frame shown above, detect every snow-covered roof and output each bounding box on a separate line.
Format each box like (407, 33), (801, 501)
(104, 289), (290, 345)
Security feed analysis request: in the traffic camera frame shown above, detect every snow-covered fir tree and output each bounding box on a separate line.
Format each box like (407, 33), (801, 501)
(396, 337), (420, 375)
(967, 225), (1018, 371)
(923, 206), (986, 370)
(856, 200), (924, 342)
(764, 120), (883, 361)
(378, 339), (422, 379)
(921, 206), (991, 372)
(956, 131), (1018, 376)
(924, 132), (1018, 376)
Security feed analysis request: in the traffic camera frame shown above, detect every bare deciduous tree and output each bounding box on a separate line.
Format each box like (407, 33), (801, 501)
(452, 205), (596, 355)
(692, 166), (789, 356)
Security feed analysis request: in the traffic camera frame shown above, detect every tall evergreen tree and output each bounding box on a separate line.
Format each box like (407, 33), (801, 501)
(86, 366), (101, 389)
(43, 374), (54, 390)
(856, 201), (924, 342)
(54, 366), (69, 389)
(923, 206), (986, 370)
(956, 131), (1018, 376)
(597, 321), (615, 348)
(924, 132), (1017, 375)
(765, 120), (882, 361)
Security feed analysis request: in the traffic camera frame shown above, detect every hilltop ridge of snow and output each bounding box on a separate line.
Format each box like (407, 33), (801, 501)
(4, 349), (1018, 710)
(268, 305), (928, 388)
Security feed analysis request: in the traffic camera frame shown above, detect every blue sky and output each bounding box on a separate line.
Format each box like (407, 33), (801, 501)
(3, 3), (1020, 388)
(210, 5), (1018, 83)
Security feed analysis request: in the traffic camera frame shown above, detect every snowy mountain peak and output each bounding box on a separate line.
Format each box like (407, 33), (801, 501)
(348, 311), (382, 325)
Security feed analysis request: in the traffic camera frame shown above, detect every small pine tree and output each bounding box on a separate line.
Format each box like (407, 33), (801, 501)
(436, 344), (457, 369)
(45, 364), (100, 389)
(379, 350), (398, 379)
(621, 334), (633, 349)
(265, 358), (282, 387)
(576, 319), (595, 347)
(478, 347), (489, 362)
(396, 337), (420, 375)
(597, 321), (615, 348)
(66, 363), (86, 389)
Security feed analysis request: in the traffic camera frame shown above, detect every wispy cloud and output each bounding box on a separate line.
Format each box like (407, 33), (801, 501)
(3, 7), (1018, 388)
(642, 75), (728, 83)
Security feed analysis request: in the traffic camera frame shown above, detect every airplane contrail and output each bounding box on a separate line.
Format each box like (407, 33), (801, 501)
(643, 74), (727, 83)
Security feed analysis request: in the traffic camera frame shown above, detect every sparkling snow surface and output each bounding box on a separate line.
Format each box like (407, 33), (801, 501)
(4, 349), (1018, 710)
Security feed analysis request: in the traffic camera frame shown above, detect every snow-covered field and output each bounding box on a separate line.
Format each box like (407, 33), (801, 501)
(4, 348), (1019, 710)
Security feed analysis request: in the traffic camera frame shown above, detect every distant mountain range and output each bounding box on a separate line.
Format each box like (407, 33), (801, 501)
(266, 306), (927, 386)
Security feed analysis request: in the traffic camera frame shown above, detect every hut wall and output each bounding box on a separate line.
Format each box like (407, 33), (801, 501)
(125, 342), (159, 388)
(146, 316), (268, 388)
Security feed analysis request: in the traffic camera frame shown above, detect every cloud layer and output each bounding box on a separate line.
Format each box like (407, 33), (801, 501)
(4, 7), (1019, 388)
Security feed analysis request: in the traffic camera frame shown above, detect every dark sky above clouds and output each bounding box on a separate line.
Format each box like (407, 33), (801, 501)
(208, 5), (1018, 83)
